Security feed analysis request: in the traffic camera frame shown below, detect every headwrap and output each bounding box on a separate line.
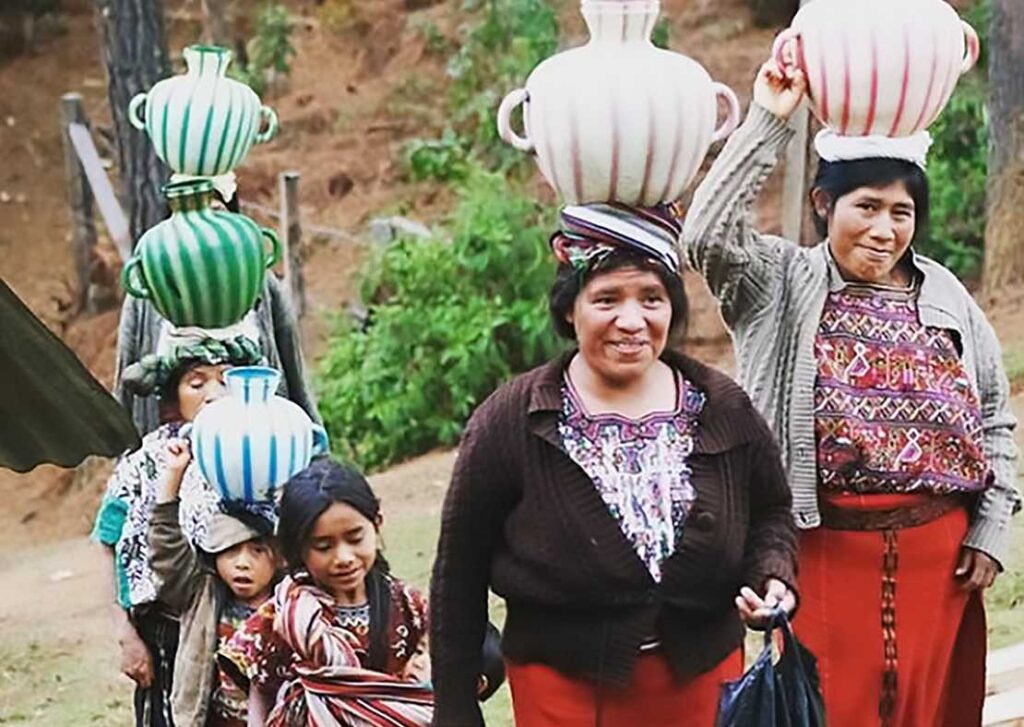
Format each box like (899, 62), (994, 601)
(169, 171), (238, 203)
(266, 572), (434, 727)
(551, 202), (682, 276)
(814, 129), (933, 171)
(121, 316), (264, 398)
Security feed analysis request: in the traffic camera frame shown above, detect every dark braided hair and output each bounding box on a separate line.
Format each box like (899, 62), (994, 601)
(278, 457), (393, 671)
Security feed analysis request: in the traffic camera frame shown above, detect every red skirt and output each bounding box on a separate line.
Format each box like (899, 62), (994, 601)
(795, 493), (986, 727)
(506, 649), (742, 727)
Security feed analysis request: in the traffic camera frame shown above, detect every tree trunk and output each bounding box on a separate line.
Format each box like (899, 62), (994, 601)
(983, 0), (1024, 293)
(93, 0), (171, 246)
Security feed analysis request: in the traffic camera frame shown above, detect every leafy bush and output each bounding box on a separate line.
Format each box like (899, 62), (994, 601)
(231, 3), (296, 97)
(316, 169), (562, 470)
(921, 1), (989, 281)
(408, 0), (560, 173)
(403, 129), (470, 182)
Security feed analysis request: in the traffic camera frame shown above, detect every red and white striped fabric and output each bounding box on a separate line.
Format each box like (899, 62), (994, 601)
(267, 574), (434, 727)
(773, 0), (980, 137)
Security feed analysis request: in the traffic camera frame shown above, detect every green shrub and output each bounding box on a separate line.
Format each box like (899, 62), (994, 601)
(443, 0), (560, 170)
(403, 128), (471, 182)
(316, 169), (562, 470)
(230, 3), (296, 97)
(921, 1), (989, 281)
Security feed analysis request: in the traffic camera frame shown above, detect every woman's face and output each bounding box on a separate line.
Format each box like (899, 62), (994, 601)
(816, 181), (916, 285)
(568, 266), (672, 386)
(176, 363), (231, 422)
(302, 502), (380, 606)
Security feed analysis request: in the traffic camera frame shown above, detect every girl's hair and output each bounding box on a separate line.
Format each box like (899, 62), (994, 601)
(548, 248), (689, 341)
(811, 158), (930, 245)
(278, 457), (392, 670)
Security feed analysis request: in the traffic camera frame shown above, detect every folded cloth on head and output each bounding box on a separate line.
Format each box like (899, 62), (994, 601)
(121, 315), (264, 397)
(814, 129), (932, 170)
(551, 203), (682, 275)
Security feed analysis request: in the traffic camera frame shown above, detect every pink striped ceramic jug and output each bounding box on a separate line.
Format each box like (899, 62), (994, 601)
(772, 0), (980, 137)
(496, 0), (740, 206)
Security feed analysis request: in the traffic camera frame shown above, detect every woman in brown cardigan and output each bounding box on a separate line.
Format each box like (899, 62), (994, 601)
(430, 204), (798, 727)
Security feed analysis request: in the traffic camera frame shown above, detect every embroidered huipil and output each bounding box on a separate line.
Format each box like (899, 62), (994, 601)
(558, 373), (705, 582)
(92, 422), (222, 607)
(814, 283), (989, 494)
(208, 600), (259, 726)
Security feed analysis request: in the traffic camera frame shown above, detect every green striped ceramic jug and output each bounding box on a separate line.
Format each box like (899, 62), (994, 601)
(122, 179), (281, 327)
(128, 45), (278, 176)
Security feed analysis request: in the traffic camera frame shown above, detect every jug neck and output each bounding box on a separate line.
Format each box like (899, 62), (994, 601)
(582, 0), (660, 44)
(225, 366), (281, 404)
(183, 44), (232, 77)
(164, 179), (216, 214)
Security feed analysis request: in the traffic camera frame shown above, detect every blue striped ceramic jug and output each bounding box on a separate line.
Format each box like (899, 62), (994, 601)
(122, 179), (281, 327)
(128, 44), (278, 176)
(182, 366), (329, 504)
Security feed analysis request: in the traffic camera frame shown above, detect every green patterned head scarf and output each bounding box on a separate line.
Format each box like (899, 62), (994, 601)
(122, 321), (264, 398)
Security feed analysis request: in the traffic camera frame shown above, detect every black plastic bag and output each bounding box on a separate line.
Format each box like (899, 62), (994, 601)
(716, 611), (826, 727)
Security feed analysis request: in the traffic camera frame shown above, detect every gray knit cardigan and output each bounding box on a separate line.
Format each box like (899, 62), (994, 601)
(682, 104), (1020, 565)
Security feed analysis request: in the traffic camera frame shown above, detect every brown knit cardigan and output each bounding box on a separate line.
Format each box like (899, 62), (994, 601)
(430, 349), (797, 726)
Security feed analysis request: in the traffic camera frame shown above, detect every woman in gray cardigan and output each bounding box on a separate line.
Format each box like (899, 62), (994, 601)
(683, 59), (1019, 727)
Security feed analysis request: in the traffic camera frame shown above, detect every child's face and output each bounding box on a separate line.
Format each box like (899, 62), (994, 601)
(176, 364), (231, 421)
(215, 539), (277, 607)
(401, 635), (431, 684)
(302, 502), (379, 606)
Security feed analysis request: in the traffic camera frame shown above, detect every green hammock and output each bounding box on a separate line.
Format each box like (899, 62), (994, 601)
(0, 278), (139, 472)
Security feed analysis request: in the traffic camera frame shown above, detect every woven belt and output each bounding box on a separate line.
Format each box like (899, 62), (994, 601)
(819, 494), (966, 531)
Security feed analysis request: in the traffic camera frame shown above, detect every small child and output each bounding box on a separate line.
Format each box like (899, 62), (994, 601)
(222, 457), (434, 726)
(148, 437), (280, 727)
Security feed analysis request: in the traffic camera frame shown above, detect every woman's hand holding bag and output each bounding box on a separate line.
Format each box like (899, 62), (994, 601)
(736, 579), (797, 630)
(716, 611), (826, 727)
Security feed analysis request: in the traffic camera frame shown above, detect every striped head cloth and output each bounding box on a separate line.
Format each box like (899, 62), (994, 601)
(815, 129), (932, 171)
(551, 203), (683, 276)
(122, 314), (265, 397)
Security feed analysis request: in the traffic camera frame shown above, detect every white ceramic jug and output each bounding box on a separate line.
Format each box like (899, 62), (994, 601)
(496, 0), (740, 206)
(128, 45), (278, 176)
(182, 366), (328, 504)
(772, 0), (979, 137)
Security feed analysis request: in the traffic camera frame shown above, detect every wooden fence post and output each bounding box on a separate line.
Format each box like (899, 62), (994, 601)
(780, 0), (813, 244)
(279, 171), (306, 318)
(60, 93), (98, 314)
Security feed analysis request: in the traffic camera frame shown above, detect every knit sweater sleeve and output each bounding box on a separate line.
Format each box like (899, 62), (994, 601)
(961, 298), (1021, 567)
(681, 104), (796, 327)
(430, 398), (519, 727)
(742, 413), (798, 594)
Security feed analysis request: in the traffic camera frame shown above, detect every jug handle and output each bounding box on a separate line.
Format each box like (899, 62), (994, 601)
(261, 227), (282, 268)
(178, 423), (192, 440)
(772, 27), (802, 78)
(255, 106), (279, 144)
(497, 88), (535, 153)
(311, 425), (330, 456)
(960, 20), (980, 74)
(711, 83), (741, 143)
(121, 258), (152, 299)
(128, 92), (148, 131)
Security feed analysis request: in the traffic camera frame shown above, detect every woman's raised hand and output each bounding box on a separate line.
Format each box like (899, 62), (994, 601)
(752, 59), (808, 122)
(735, 579), (797, 630)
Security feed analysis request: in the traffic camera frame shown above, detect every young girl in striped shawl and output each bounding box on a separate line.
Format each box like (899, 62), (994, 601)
(221, 458), (434, 726)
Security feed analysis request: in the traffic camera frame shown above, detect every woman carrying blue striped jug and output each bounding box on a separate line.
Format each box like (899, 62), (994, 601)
(92, 319), (278, 727)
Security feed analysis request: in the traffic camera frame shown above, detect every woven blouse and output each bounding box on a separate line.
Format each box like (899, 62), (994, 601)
(558, 372), (706, 582)
(814, 282), (989, 495)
